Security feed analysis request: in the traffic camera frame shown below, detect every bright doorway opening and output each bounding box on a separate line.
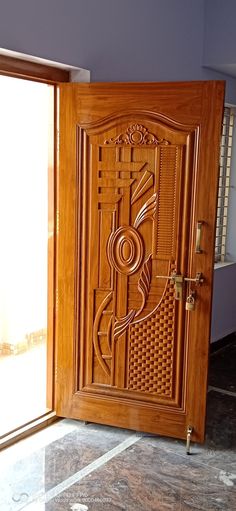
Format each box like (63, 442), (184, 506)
(0, 75), (54, 437)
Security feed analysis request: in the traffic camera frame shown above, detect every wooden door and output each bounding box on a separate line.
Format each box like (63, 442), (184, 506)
(56, 81), (224, 443)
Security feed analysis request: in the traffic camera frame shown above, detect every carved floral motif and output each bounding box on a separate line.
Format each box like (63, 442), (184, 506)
(108, 192), (157, 342)
(104, 124), (170, 146)
(114, 255), (152, 339)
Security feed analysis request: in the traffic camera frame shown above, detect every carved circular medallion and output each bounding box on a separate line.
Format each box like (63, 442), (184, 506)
(107, 226), (144, 275)
(130, 130), (143, 144)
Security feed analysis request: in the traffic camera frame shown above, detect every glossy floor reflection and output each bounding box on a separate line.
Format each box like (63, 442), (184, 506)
(0, 340), (235, 511)
(208, 334), (236, 393)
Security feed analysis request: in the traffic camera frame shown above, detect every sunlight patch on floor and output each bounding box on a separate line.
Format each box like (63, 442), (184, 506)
(0, 342), (48, 437)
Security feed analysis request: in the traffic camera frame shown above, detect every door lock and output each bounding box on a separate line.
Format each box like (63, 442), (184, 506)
(156, 271), (204, 301)
(184, 272), (204, 286)
(155, 271), (183, 300)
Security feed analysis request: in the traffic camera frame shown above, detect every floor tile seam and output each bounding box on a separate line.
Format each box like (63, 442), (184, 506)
(208, 385), (236, 397)
(20, 433), (141, 509)
(146, 442), (233, 476)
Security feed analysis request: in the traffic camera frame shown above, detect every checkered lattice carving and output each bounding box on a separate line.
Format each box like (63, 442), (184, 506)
(128, 283), (175, 397)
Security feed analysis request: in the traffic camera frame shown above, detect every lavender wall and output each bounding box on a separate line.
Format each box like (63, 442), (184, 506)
(0, 0), (235, 341)
(0, 0), (236, 101)
(0, 0), (203, 81)
(204, 0), (236, 77)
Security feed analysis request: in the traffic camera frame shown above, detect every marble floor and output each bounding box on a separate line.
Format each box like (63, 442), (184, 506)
(0, 339), (235, 511)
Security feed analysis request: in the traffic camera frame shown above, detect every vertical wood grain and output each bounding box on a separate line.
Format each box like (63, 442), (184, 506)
(56, 81), (225, 442)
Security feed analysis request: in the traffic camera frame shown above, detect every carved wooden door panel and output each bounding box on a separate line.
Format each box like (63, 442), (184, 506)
(56, 82), (224, 442)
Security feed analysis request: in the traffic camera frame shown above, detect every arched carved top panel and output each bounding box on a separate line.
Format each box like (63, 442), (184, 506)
(78, 109), (199, 136)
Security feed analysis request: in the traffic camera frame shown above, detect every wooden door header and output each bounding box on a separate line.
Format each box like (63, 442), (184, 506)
(0, 54), (70, 83)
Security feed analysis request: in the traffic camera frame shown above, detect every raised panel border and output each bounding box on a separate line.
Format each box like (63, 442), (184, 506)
(75, 112), (199, 409)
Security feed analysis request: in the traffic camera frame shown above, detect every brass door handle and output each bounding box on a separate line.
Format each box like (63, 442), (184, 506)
(196, 221), (203, 253)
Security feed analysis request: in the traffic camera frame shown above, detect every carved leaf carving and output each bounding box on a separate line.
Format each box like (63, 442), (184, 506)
(131, 171), (153, 205)
(134, 192), (157, 229)
(136, 255), (152, 316)
(114, 309), (136, 340)
(104, 124), (170, 146)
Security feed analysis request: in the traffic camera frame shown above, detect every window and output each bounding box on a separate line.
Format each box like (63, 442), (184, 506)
(0, 53), (69, 445)
(215, 106), (235, 262)
(0, 75), (54, 436)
